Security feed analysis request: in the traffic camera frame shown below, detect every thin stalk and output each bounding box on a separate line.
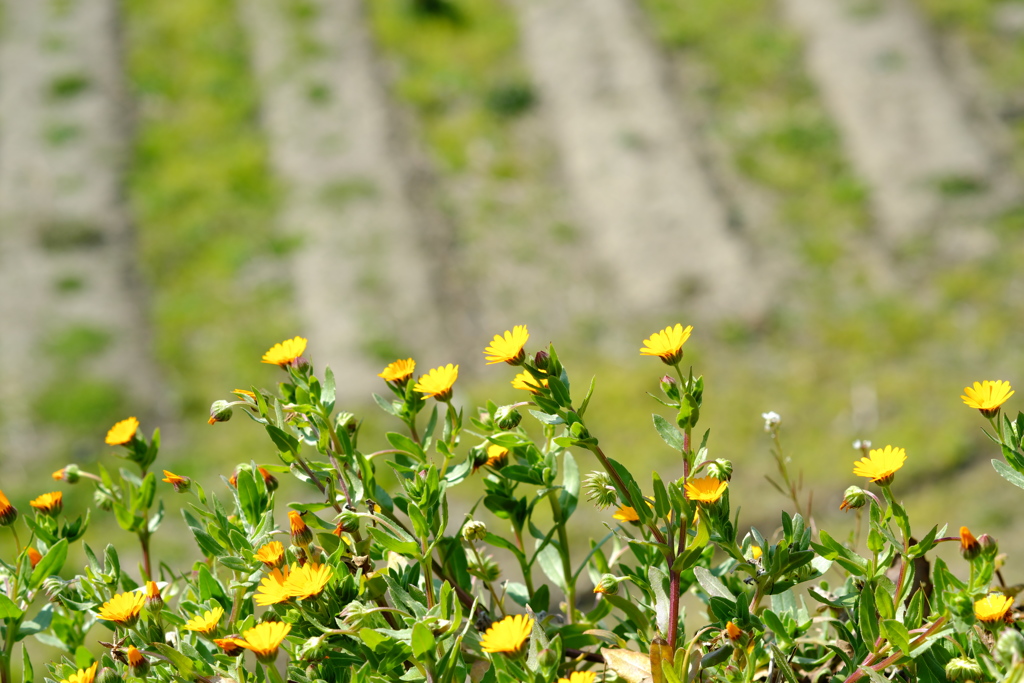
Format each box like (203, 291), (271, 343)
(586, 444), (666, 545)
(139, 531), (153, 581)
(264, 662), (287, 683)
(293, 452), (342, 513)
(9, 526), (21, 554)
(468, 543), (507, 617)
(667, 519), (685, 652)
(547, 490), (575, 624)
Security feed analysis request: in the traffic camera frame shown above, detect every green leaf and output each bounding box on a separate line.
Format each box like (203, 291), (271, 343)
(992, 459), (1024, 490)
(536, 543), (566, 591)
(882, 619), (911, 655)
(694, 567), (735, 600)
(373, 393), (400, 417)
(578, 376), (597, 417)
(858, 582), (879, 652)
(0, 593), (23, 619)
(770, 645), (800, 683)
(651, 472), (670, 520)
(653, 414), (685, 451)
(547, 375), (572, 408)
(323, 366), (336, 412)
(387, 432), (426, 460)
(29, 539), (68, 589)
(265, 424), (299, 454)
(367, 526), (419, 556)
(152, 643), (194, 677)
(22, 642), (33, 683)
(411, 622), (436, 659)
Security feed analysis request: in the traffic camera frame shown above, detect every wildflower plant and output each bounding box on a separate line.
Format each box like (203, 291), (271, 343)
(2, 330), (1024, 682)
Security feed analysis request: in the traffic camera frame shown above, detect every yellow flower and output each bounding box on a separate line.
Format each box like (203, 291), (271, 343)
(144, 581), (164, 611)
(961, 526), (980, 559)
(684, 477), (728, 504)
(27, 548), (42, 568)
(184, 606), (223, 634)
(105, 417), (139, 445)
(238, 621), (292, 663)
(261, 336), (307, 366)
(962, 380), (1014, 416)
(379, 358), (416, 383)
(232, 389), (256, 400)
(750, 545), (763, 560)
(29, 491), (62, 516)
(725, 622), (743, 641)
(853, 445), (907, 486)
(126, 646), (146, 667)
(558, 673), (596, 683)
(511, 371), (547, 394)
(255, 540), (285, 567)
(213, 637), (246, 656)
(255, 567), (292, 606)
(162, 470), (187, 485)
(59, 662), (98, 683)
(52, 468), (65, 481)
(414, 364), (459, 402)
(640, 324), (693, 365)
(480, 614), (533, 654)
(486, 445), (508, 468)
(285, 562), (333, 600)
(975, 594), (1014, 623)
(612, 505), (639, 522)
(484, 325), (529, 365)
(97, 590), (146, 626)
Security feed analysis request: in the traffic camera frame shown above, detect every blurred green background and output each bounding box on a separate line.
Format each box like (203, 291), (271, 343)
(2, 0), (1024, 668)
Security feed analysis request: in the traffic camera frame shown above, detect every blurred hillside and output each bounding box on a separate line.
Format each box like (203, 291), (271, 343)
(1, 0), (1024, 561)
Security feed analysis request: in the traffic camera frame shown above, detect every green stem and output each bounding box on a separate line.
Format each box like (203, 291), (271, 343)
(547, 490), (575, 624)
(264, 661), (287, 683)
(587, 444), (666, 544)
(139, 530), (153, 581)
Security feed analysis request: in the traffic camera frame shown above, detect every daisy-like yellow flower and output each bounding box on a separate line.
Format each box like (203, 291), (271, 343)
(725, 622), (743, 641)
(483, 325), (529, 365)
(557, 672), (597, 683)
(29, 491), (62, 516)
(485, 445), (508, 468)
(161, 470), (190, 493)
(962, 380), (1014, 417)
(105, 417), (139, 445)
(379, 358), (416, 383)
(184, 606), (224, 634)
(144, 581), (164, 612)
(612, 505), (640, 522)
(284, 562), (333, 600)
(232, 389), (256, 400)
(237, 621), (292, 663)
(27, 547), (42, 568)
(852, 445), (907, 486)
(261, 336), (307, 366)
(511, 371), (547, 394)
(684, 477), (728, 504)
(97, 590), (146, 626)
(414, 364), (459, 402)
(480, 614), (533, 654)
(640, 324), (693, 365)
(59, 662), (98, 683)
(213, 637), (246, 657)
(288, 510), (313, 547)
(255, 540), (285, 567)
(126, 646), (149, 676)
(975, 594), (1014, 623)
(255, 567), (292, 606)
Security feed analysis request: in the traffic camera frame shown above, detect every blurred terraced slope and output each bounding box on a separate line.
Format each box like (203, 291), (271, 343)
(1, 0), (1024, 543)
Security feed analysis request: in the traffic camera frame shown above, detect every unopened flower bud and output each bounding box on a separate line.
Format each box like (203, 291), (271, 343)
(42, 576), (67, 601)
(214, 636), (246, 657)
(569, 422), (590, 440)
(725, 621), (743, 641)
(660, 375), (680, 401)
(258, 467), (279, 492)
(162, 470), (191, 493)
(584, 471), (617, 509)
(979, 533), (999, 558)
(945, 657), (982, 682)
(996, 629), (1024, 667)
(335, 511), (359, 535)
(127, 646), (149, 677)
(839, 486), (867, 512)
(960, 526), (981, 560)
(95, 667), (120, 683)
(335, 412), (359, 437)
(462, 520), (488, 542)
(431, 619), (452, 637)
(470, 445), (489, 472)
(0, 489), (17, 527)
(467, 553), (501, 582)
(145, 581), (164, 613)
(289, 510), (313, 548)
(593, 574), (621, 596)
(495, 405), (522, 430)
(27, 548), (42, 569)
(706, 459), (733, 482)
(208, 400), (233, 425)
(51, 465), (81, 484)
(533, 350), (550, 371)
(538, 648), (559, 669)
(93, 489), (113, 512)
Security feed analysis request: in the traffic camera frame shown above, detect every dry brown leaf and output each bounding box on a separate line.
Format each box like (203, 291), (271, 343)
(601, 647), (654, 683)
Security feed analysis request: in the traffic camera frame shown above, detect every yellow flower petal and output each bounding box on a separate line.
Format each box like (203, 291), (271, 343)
(480, 614), (533, 654)
(261, 336), (307, 366)
(483, 326), (529, 365)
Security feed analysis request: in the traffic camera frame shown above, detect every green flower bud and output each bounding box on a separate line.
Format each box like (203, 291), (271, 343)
(462, 520), (488, 542)
(95, 667), (120, 683)
(467, 552), (501, 582)
(569, 422), (590, 440)
(495, 405), (522, 430)
(335, 511), (360, 534)
(660, 375), (680, 401)
(52, 464), (81, 484)
(93, 489), (114, 512)
(706, 459), (733, 482)
(944, 657), (982, 682)
(208, 400), (233, 424)
(127, 647), (149, 678)
(593, 573), (621, 596)
(997, 629), (1024, 667)
(839, 486), (867, 512)
(979, 533), (999, 558)
(538, 648), (559, 669)
(533, 350), (550, 371)
(335, 412), (359, 438)
(584, 471), (617, 509)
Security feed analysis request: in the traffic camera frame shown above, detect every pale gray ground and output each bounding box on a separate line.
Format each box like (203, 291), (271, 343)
(240, 0), (452, 396)
(0, 0), (160, 473)
(779, 0), (1003, 243)
(511, 0), (767, 342)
